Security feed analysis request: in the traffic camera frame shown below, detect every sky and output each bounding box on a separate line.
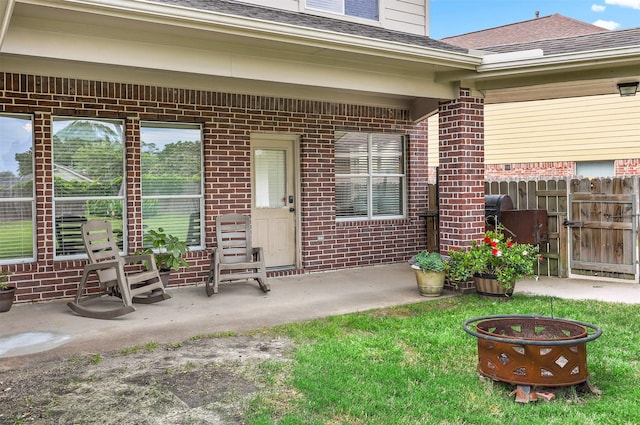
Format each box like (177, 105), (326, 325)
(429, 0), (640, 39)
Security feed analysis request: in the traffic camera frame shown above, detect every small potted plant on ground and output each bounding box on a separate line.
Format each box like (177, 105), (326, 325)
(409, 251), (449, 297)
(448, 225), (541, 299)
(0, 269), (16, 313)
(140, 227), (189, 287)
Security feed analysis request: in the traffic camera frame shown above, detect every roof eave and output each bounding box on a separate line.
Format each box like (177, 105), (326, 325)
(18, 0), (482, 70)
(437, 46), (640, 88)
(0, 0), (15, 48)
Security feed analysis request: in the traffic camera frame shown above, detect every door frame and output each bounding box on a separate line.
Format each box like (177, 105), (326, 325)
(250, 132), (302, 270)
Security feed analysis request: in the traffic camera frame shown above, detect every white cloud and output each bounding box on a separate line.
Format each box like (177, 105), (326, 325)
(591, 4), (606, 11)
(593, 19), (621, 29)
(605, 0), (640, 9)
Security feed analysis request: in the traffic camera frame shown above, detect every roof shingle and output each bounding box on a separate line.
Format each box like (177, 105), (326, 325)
(150, 0), (467, 53)
(441, 14), (608, 50)
(480, 27), (640, 56)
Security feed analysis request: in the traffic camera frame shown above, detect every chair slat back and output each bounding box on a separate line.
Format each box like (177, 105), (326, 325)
(55, 215), (87, 256)
(216, 214), (253, 264)
(82, 220), (123, 282)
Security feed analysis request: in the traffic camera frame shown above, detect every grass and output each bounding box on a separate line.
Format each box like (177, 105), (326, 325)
(245, 295), (640, 425)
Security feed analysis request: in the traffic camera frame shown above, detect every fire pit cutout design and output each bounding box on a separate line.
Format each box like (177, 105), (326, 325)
(463, 315), (602, 402)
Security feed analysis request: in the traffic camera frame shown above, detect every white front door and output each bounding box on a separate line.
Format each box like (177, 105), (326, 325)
(251, 134), (299, 268)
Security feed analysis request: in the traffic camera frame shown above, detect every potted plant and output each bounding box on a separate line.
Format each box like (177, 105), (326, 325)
(409, 251), (449, 297)
(0, 269), (16, 313)
(140, 227), (189, 287)
(448, 225), (541, 299)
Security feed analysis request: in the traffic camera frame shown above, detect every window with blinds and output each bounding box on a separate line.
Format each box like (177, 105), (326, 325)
(335, 132), (406, 220)
(52, 117), (125, 256)
(306, 0), (379, 20)
(141, 122), (203, 248)
(0, 114), (35, 262)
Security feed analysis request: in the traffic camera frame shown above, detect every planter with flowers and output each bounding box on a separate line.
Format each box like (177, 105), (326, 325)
(448, 226), (541, 300)
(0, 269), (15, 313)
(409, 251), (449, 297)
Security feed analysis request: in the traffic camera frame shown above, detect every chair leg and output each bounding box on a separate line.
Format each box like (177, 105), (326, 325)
(213, 262), (220, 295)
(205, 250), (218, 297)
(257, 270), (270, 293)
(205, 248), (225, 297)
(67, 266), (136, 319)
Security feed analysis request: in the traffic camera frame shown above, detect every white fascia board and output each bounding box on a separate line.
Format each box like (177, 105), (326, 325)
(477, 46), (640, 74)
(19, 0), (481, 69)
(481, 49), (543, 64)
(0, 0), (16, 48)
(437, 46), (640, 84)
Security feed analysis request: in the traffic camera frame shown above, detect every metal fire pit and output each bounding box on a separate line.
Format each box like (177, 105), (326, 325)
(462, 315), (602, 388)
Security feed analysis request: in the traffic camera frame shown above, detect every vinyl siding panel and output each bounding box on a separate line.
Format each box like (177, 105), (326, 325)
(236, 0), (428, 36)
(485, 94), (640, 164)
(233, 0), (299, 12)
(384, 0), (427, 35)
(427, 114), (439, 167)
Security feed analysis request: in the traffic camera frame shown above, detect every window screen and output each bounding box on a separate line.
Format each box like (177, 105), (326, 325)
(0, 114), (35, 262)
(307, 0), (378, 20)
(141, 123), (203, 248)
(53, 117), (125, 256)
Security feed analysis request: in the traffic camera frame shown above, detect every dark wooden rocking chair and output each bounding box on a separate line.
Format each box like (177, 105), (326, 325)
(205, 213), (270, 296)
(67, 220), (171, 319)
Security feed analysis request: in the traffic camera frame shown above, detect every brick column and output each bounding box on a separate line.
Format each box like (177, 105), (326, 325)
(438, 88), (485, 253)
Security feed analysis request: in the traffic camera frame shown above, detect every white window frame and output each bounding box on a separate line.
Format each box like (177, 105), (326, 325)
(140, 121), (204, 250)
(305, 0), (379, 21)
(0, 113), (36, 264)
(335, 132), (407, 221)
(52, 117), (126, 258)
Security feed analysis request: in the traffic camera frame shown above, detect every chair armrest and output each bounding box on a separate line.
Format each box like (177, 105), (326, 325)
(122, 254), (157, 270)
(83, 260), (122, 272)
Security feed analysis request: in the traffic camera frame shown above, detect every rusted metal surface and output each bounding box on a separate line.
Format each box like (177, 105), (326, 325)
(462, 315), (602, 387)
(500, 209), (548, 245)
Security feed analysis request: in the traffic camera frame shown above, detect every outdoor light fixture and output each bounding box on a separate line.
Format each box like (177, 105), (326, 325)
(617, 81), (639, 97)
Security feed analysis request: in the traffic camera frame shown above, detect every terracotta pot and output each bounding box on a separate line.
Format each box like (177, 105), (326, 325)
(0, 287), (16, 312)
(413, 269), (446, 297)
(473, 274), (514, 300)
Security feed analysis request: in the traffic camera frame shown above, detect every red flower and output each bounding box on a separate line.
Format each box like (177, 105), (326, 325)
(484, 237), (491, 244)
(507, 241), (514, 248)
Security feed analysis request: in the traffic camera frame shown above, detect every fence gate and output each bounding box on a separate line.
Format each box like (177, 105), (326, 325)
(566, 179), (638, 281)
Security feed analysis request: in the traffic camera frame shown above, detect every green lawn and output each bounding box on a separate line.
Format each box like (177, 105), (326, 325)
(246, 295), (639, 425)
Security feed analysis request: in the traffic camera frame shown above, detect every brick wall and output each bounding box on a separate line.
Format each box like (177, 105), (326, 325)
(486, 162), (575, 179)
(437, 89), (485, 253)
(1, 72), (429, 303)
(487, 159), (640, 179)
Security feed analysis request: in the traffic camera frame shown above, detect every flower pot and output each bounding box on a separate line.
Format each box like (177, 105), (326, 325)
(473, 274), (514, 300)
(0, 287), (16, 312)
(414, 269), (446, 297)
(159, 270), (171, 288)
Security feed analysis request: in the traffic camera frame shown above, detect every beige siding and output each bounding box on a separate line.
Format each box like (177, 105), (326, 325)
(234, 0), (428, 36)
(383, 0), (427, 35)
(485, 94), (640, 164)
(427, 114), (439, 166)
(233, 0), (299, 12)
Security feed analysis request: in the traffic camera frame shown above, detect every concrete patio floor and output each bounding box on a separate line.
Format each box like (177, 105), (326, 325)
(1, 263), (638, 367)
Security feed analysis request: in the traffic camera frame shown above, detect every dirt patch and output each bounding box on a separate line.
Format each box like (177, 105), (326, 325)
(0, 335), (293, 424)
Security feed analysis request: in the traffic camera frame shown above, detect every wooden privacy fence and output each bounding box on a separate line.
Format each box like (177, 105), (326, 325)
(426, 177), (639, 281)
